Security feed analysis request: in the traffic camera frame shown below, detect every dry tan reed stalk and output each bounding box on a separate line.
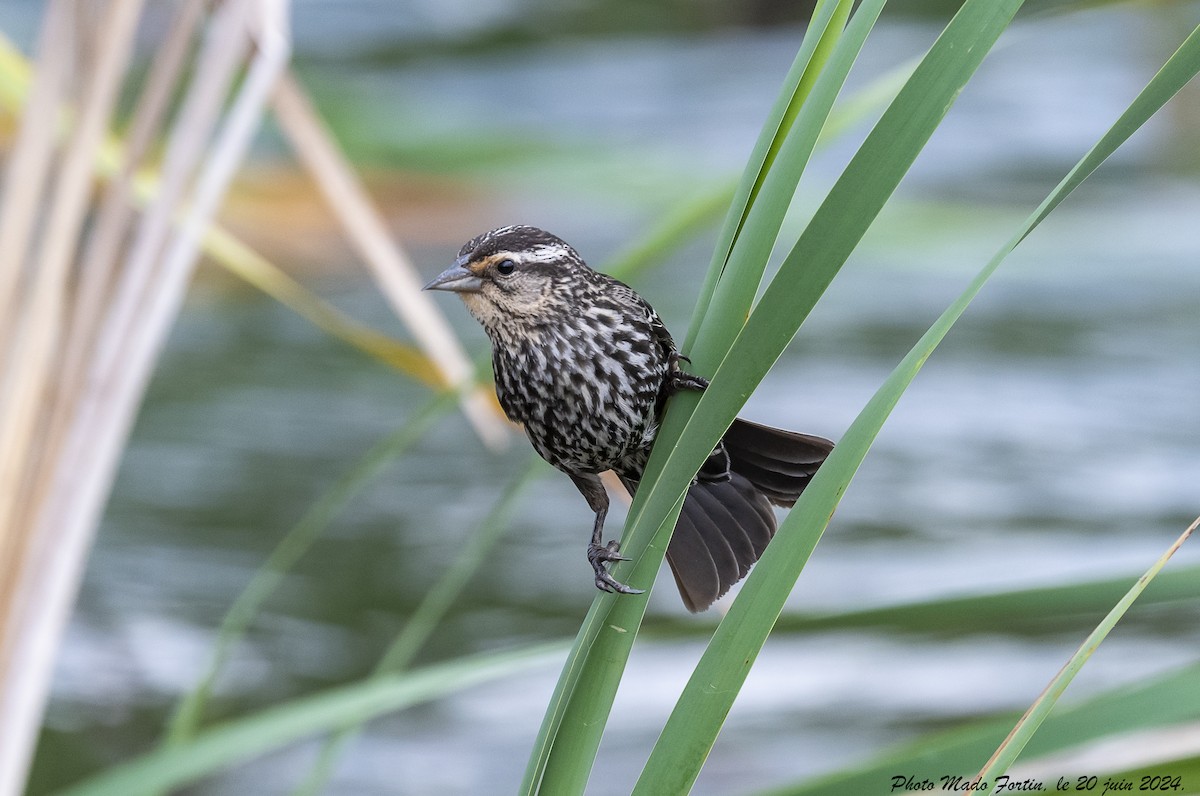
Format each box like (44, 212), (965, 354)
(271, 71), (510, 449)
(31, 0), (206, 526)
(90, 0), (253, 385)
(0, 3), (291, 794)
(0, 2), (68, 342)
(60, 0), (205, 419)
(0, 0), (77, 670)
(0, 2), (143, 789)
(4, 0), (146, 543)
(0, 3), (71, 563)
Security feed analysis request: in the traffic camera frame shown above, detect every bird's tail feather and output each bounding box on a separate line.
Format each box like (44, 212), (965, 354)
(622, 418), (833, 612)
(720, 418), (833, 508)
(669, 473), (776, 611)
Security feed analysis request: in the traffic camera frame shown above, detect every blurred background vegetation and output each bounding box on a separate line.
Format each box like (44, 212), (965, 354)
(2, 0), (1199, 793)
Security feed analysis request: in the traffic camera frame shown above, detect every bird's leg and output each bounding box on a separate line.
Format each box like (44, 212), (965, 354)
(665, 354), (731, 485)
(665, 352), (708, 395)
(568, 472), (644, 596)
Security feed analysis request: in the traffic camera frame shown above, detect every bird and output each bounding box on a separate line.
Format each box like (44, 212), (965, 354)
(424, 225), (834, 611)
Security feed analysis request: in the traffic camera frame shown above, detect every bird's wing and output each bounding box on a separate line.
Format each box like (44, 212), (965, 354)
(646, 306), (678, 360)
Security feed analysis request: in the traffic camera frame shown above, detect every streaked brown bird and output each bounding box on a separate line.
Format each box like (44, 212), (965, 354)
(425, 225), (834, 611)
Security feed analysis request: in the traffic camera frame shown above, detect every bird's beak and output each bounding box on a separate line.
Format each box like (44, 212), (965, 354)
(423, 257), (484, 293)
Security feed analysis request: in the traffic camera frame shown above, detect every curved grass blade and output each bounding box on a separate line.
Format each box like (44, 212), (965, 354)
(604, 51), (922, 289)
(202, 224), (447, 386)
(758, 661), (1200, 796)
(517, 492), (686, 796)
(164, 392), (459, 748)
(604, 183), (734, 283)
(1088, 755), (1200, 795)
(976, 515), (1198, 783)
(59, 643), (567, 796)
(633, 22), (1200, 793)
(686, 0), (883, 370)
(681, 0), (851, 353)
(777, 561), (1200, 635)
(639, 563), (1200, 639)
(819, 54), (918, 143)
(293, 458), (546, 795)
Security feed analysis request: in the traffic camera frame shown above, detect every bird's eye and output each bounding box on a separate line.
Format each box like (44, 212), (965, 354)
(496, 259), (516, 275)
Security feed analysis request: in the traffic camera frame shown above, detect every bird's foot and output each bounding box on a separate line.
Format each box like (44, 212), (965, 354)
(666, 353), (709, 394)
(587, 540), (644, 595)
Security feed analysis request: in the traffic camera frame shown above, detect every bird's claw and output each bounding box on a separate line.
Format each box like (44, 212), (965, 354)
(666, 352), (708, 394)
(588, 541), (644, 596)
(595, 572), (644, 595)
(590, 539), (628, 562)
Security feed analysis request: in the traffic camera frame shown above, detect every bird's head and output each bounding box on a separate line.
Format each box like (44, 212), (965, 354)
(423, 225), (586, 332)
